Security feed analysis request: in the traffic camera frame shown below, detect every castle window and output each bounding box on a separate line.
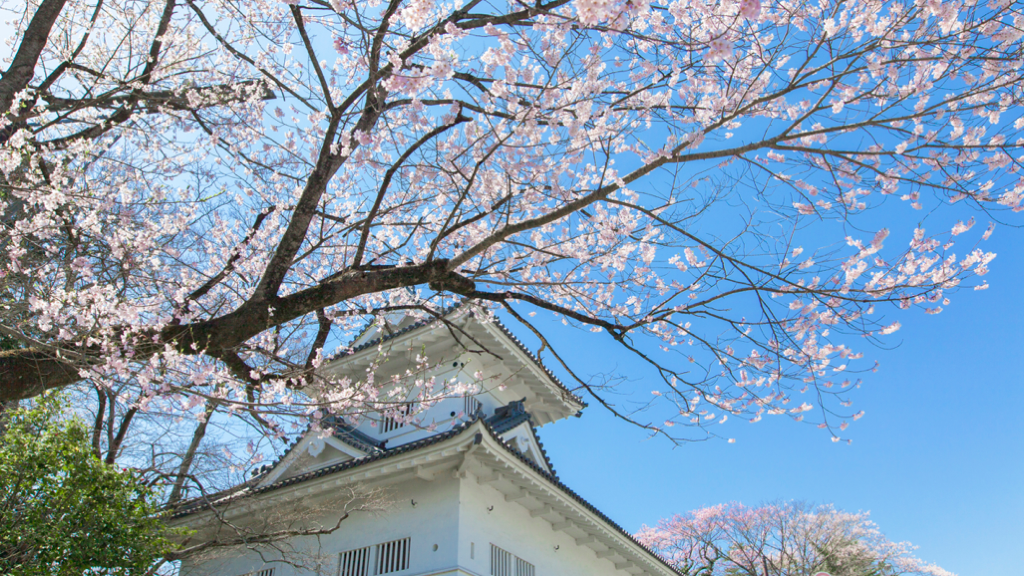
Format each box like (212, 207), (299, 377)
(375, 536), (411, 574)
(339, 545), (372, 576)
(491, 544), (512, 576)
(515, 557), (535, 576)
(380, 406), (409, 434)
(380, 415), (403, 434)
(490, 544), (534, 576)
(338, 537), (410, 576)
(464, 396), (481, 416)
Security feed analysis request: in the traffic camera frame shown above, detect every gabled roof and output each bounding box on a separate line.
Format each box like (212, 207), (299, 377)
(486, 400), (557, 478)
(238, 402), (554, 494)
(324, 303), (587, 420)
(246, 416), (386, 486)
(168, 417), (681, 576)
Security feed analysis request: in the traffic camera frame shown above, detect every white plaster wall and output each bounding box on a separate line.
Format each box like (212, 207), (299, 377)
(349, 363), (481, 447)
(455, 476), (628, 576)
(180, 476), (462, 576)
(179, 467), (648, 576)
(339, 340), (560, 451)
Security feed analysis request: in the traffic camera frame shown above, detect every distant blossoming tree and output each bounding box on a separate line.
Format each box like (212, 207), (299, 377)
(636, 501), (955, 576)
(0, 0), (1022, 492)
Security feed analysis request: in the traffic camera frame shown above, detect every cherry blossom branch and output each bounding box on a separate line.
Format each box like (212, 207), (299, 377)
(0, 0), (70, 118)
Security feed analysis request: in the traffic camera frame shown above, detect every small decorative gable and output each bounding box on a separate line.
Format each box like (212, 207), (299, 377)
(487, 400), (556, 476)
(257, 430), (372, 487)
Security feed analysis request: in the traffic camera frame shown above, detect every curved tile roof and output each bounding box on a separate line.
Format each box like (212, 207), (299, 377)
(169, 415), (681, 576)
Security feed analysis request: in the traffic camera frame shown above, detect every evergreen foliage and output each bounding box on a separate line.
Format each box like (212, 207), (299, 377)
(0, 395), (173, 576)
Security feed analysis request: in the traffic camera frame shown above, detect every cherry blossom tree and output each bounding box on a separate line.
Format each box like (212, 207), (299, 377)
(636, 501), (955, 576)
(1, 0), (1022, 459)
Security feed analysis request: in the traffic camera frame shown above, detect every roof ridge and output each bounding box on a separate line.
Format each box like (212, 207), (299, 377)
(327, 303), (465, 362)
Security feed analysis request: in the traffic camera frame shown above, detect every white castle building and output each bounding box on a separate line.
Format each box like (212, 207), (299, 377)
(171, 309), (679, 576)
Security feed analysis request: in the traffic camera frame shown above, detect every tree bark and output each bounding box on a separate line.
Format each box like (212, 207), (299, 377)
(166, 400), (218, 506)
(0, 0), (69, 117)
(0, 259), (475, 402)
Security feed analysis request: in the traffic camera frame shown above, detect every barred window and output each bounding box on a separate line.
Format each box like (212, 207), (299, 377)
(491, 544), (534, 576)
(338, 537), (410, 576)
(515, 557), (535, 576)
(464, 396), (481, 416)
(380, 415), (403, 434)
(491, 544), (512, 576)
(380, 406), (409, 434)
(339, 545), (372, 576)
(375, 537), (411, 574)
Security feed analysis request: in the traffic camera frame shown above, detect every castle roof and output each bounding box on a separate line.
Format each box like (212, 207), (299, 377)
(170, 414), (680, 576)
(322, 304), (586, 425)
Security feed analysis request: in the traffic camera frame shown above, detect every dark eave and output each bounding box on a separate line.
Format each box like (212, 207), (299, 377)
(331, 420), (387, 454)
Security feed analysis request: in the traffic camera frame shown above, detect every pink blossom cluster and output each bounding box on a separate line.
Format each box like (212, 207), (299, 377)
(2, 0), (1022, 455)
(637, 502), (956, 576)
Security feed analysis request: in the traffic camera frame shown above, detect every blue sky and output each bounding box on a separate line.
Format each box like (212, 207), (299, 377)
(535, 225), (1024, 576)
